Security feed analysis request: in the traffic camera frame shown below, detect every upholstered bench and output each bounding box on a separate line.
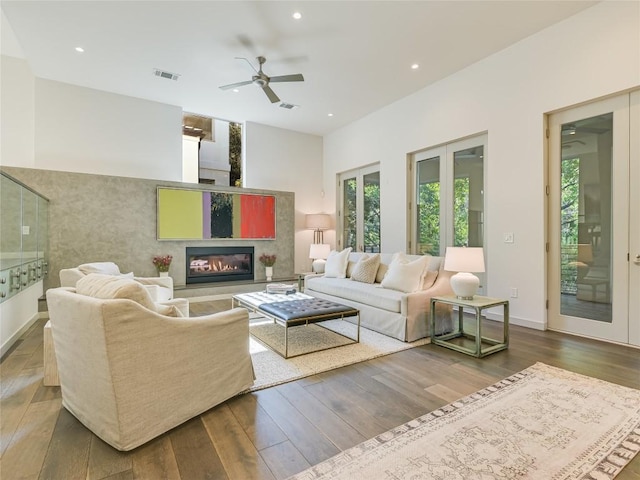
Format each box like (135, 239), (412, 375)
(260, 297), (360, 324)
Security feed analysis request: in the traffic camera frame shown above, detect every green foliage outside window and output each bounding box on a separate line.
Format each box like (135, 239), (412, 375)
(229, 123), (242, 187)
(363, 182), (380, 252)
(454, 177), (470, 247)
(561, 157), (580, 293)
(343, 178), (357, 250)
(417, 182), (440, 255)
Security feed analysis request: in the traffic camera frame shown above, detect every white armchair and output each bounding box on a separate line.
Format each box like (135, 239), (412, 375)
(45, 275), (254, 451)
(59, 261), (173, 302)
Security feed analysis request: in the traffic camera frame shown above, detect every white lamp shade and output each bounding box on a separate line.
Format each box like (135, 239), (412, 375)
(443, 247), (485, 273)
(444, 247), (485, 299)
(305, 214), (331, 230)
(309, 243), (331, 260)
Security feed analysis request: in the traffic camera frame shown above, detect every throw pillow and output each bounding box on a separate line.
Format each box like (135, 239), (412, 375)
(324, 247), (352, 278)
(375, 262), (389, 283)
(350, 254), (380, 284)
(76, 273), (157, 312)
(346, 259), (360, 278)
(381, 255), (430, 293)
(78, 262), (122, 276)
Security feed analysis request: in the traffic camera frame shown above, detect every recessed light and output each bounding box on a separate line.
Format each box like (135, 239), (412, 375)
(328, 113), (334, 117)
(411, 63), (419, 70)
(75, 47), (84, 53)
(292, 12), (302, 20)
(232, 89), (239, 93)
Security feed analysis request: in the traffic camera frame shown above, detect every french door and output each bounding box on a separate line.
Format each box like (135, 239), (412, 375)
(548, 91), (639, 346)
(338, 165), (380, 253)
(410, 134), (487, 293)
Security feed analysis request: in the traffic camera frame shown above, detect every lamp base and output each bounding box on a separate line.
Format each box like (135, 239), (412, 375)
(311, 259), (326, 274)
(450, 272), (480, 300)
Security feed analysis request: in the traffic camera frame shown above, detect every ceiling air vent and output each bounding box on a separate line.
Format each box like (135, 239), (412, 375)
(153, 68), (180, 81)
(279, 103), (299, 110)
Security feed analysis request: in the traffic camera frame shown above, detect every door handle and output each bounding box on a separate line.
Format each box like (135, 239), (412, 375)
(634, 254), (640, 265)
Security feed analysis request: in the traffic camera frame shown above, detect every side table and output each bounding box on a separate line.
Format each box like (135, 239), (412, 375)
(430, 294), (509, 357)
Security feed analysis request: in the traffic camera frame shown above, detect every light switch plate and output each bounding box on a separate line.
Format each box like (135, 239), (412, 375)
(504, 232), (514, 243)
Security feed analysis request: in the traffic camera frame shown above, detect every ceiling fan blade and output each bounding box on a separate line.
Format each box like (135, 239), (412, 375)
(269, 74), (304, 83)
(262, 86), (280, 103)
(219, 80), (253, 90)
(234, 56), (258, 74)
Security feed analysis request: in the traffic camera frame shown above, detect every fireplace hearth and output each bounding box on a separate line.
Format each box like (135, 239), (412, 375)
(186, 246), (254, 284)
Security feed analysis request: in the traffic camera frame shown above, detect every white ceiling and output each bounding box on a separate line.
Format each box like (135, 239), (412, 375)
(1, 1), (597, 136)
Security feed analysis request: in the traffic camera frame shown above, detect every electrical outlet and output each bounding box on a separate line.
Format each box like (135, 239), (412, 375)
(504, 232), (514, 243)
(510, 288), (518, 298)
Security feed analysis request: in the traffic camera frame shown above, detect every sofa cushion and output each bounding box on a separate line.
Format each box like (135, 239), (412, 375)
(306, 276), (403, 313)
(324, 248), (352, 278)
(76, 274), (180, 317)
(381, 254), (430, 293)
(350, 254), (380, 284)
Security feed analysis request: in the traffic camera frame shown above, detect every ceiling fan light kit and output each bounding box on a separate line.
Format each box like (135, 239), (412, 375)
(219, 56), (304, 104)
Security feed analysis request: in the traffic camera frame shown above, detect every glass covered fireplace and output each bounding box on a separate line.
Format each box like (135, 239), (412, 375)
(186, 246), (254, 284)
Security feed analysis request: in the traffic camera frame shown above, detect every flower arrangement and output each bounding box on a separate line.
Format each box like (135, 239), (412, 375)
(259, 254), (277, 267)
(152, 255), (173, 272)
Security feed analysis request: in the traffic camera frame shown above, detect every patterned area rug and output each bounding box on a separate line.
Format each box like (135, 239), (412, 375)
(288, 363), (640, 480)
(248, 318), (429, 392)
(250, 319), (355, 358)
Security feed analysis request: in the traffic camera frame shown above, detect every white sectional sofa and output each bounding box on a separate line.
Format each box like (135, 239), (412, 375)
(305, 251), (454, 342)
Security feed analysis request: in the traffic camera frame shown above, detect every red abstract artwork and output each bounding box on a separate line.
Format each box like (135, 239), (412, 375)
(240, 194), (276, 239)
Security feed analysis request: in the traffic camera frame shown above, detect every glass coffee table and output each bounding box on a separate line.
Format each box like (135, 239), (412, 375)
(232, 291), (360, 358)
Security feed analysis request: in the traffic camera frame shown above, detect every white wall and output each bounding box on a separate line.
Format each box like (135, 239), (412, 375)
(244, 122), (324, 272)
(32, 79), (183, 180)
(323, 1), (640, 330)
(1, 55), (35, 167)
(182, 135), (199, 183)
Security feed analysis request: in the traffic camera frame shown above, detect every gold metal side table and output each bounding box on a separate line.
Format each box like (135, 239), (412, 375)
(430, 294), (509, 358)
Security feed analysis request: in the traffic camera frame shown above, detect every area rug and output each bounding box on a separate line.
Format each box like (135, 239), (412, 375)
(247, 318), (429, 391)
(287, 363), (640, 480)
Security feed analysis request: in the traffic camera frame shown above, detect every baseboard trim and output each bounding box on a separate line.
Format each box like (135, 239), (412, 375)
(484, 311), (546, 331)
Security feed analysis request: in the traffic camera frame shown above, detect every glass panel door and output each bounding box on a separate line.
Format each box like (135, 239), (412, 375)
(342, 175), (357, 251)
(363, 171), (381, 253)
(415, 154), (442, 255)
(411, 135), (487, 292)
(453, 145), (484, 248)
(339, 165), (380, 252)
(630, 90), (640, 346)
(548, 94), (631, 344)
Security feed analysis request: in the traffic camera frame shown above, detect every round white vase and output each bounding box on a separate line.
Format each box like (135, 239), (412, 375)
(265, 266), (273, 281)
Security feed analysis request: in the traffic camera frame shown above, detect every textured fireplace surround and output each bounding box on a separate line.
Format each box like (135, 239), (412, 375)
(2, 167), (295, 296)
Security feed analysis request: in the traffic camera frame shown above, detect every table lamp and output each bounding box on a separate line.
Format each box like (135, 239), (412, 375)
(309, 243), (331, 273)
(444, 247), (485, 299)
(305, 214), (331, 244)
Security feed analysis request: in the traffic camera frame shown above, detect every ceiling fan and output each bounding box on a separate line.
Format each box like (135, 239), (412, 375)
(219, 56), (304, 104)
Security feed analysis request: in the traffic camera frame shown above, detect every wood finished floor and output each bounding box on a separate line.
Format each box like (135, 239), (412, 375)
(2, 299), (639, 480)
